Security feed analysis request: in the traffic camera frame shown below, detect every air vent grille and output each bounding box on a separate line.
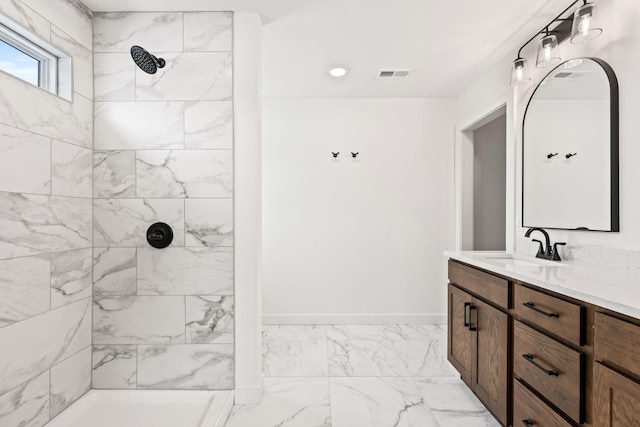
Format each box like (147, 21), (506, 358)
(377, 69), (412, 79)
(552, 71), (587, 80)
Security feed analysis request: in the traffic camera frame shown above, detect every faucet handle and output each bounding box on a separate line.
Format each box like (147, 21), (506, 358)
(531, 239), (545, 257)
(552, 242), (566, 261)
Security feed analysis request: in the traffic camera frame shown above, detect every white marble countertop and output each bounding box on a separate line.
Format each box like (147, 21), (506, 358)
(445, 251), (640, 320)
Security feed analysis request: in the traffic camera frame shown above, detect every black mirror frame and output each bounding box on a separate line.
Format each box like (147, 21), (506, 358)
(522, 57), (620, 232)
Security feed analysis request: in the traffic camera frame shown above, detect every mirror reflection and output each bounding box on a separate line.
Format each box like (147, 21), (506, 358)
(522, 58), (619, 231)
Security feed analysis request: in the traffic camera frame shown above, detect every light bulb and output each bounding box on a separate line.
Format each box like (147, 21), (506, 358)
(544, 46), (552, 61)
(578, 15), (591, 35)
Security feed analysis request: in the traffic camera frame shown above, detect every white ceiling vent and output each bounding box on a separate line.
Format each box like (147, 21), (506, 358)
(377, 69), (412, 79)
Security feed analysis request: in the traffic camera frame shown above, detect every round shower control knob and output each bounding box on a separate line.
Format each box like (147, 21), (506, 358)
(146, 222), (174, 249)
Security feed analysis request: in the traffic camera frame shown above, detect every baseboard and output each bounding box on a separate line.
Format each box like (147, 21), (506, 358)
(262, 314), (447, 325)
(212, 390), (235, 427)
(233, 374), (264, 405)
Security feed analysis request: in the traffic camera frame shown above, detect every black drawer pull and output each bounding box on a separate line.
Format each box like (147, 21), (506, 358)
(522, 353), (558, 376)
(468, 305), (477, 331)
(523, 302), (559, 318)
(522, 420), (534, 426)
(464, 302), (471, 327)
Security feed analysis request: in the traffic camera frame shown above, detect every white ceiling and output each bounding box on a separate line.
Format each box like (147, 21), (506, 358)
(82, 0), (563, 98)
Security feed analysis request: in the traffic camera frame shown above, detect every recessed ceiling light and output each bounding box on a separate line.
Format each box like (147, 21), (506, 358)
(329, 66), (348, 78)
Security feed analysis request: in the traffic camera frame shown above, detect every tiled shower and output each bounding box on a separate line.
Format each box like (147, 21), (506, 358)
(0, 2), (235, 425)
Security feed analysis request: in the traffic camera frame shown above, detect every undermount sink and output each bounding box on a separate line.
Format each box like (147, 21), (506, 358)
(478, 253), (567, 268)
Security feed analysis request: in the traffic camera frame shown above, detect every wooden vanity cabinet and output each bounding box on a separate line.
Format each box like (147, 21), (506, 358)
(448, 261), (511, 426)
(593, 312), (640, 426)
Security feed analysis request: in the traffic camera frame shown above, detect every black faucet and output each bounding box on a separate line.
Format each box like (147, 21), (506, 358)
(524, 227), (566, 261)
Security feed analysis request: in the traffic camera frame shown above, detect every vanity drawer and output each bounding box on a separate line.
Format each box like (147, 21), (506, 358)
(513, 379), (572, 427)
(448, 260), (510, 309)
(514, 284), (584, 346)
(595, 312), (640, 380)
(514, 321), (584, 423)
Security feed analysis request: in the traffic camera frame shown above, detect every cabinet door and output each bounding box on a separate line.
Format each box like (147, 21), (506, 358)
(594, 362), (640, 426)
(448, 284), (473, 382)
(472, 298), (509, 426)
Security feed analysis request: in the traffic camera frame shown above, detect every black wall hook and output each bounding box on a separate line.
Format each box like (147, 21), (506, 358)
(547, 153), (559, 159)
(351, 152), (359, 158)
(332, 152), (339, 158)
(565, 153), (578, 159)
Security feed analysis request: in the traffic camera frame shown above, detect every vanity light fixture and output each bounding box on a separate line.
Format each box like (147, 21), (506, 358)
(510, 0), (603, 86)
(328, 66), (348, 78)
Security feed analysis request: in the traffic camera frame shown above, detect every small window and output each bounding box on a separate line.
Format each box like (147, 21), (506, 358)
(0, 24), (57, 93)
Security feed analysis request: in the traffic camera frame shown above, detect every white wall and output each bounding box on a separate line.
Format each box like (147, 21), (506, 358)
(262, 98), (456, 324)
(456, 0), (640, 261)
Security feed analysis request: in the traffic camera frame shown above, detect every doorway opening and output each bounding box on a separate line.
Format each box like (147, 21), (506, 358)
(460, 106), (507, 251)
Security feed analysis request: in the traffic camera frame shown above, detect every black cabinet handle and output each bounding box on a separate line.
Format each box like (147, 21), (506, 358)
(523, 302), (559, 318)
(522, 354), (558, 376)
(468, 305), (477, 331)
(522, 419), (534, 426)
(464, 302), (471, 327)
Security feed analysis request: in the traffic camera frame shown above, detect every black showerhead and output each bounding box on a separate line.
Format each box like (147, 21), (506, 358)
(130, 45), (166, 74)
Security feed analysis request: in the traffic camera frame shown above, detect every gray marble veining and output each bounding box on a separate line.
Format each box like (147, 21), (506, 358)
(93, 12), (183, 53)
(186, 296), (234, 344)
(93, 296), (186, 345)
(184, 12), (232, 52)
(93, 150), (136, 198)
(49, 346), (91, 418)
(136, 150), (232, 198)
(92, 247), (136, 296)
(93, 53), (136, 101)
(137, 247), (233, 296)
(184, 101), (233, 149)
(136, 52), (232, 101)
(185, 199), (233, 247)
(51, 248), (92, 309)
(0, 298), (91, 395)
(0, 0), (51, 42)
(51, 141), (92, 198)
(0, 123), (50, 195)
(93, 199), (184, 247)
(0, 193), (92, 259)
(137, 344), (234, 390)
(0, 371), (49, 427)
(92, 345), (137, 389)
(0, 255), (50, 328)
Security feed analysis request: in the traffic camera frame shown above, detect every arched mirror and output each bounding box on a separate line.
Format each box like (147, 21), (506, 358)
(522, 57), (619, 231)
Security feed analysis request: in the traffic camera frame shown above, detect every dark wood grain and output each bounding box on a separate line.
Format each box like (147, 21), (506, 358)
(448, 284), (473, 383)
(448, 260), (511, 310)
(594, 362), (640, 426)
(594, 311), (640, 380)
(513, 320), (584, 423)
(513, 379), (572, 427)
(472, 298), (510, 426)
(514, 283), (585, 346)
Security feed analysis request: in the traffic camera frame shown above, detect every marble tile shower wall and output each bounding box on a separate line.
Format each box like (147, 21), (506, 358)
(91, 12), (235, 391)
(0, 0), (94, 426)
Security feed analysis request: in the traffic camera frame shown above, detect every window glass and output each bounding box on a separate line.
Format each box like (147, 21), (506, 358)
(0, 38), (40, 86)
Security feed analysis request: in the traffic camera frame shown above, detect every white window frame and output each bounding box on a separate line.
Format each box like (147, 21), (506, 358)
(0, 24), (58, 93)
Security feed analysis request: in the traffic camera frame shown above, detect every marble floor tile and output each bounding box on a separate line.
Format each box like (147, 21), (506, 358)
(92, 345), (137, 389)
(226, 377), (330, 427)
(398, 324), (447, 340)
(263, 325), (327, 342)
(263, 340), (328, 377)
(327, 324), (407, 341)
(393, 340), (459, 377)
(328, 339), (411, 377)
(0, 371), (49, 427)
(330, 377), (439, 427)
